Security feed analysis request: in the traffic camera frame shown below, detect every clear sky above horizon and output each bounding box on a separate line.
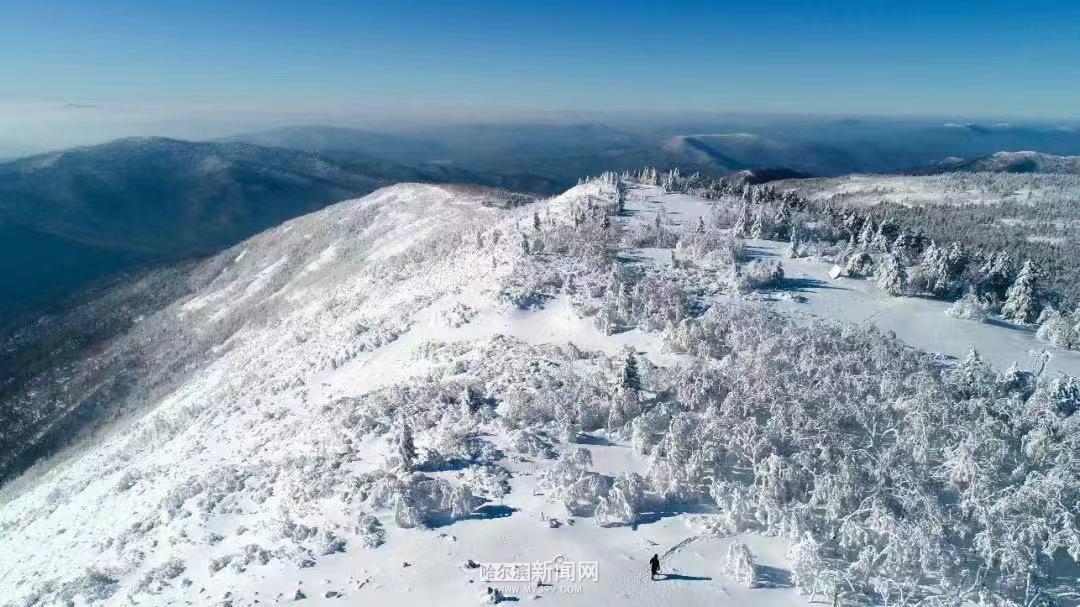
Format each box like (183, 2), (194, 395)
(2, 0), (1079, 121)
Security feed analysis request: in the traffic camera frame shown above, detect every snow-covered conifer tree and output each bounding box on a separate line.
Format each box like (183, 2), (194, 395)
(788, 533), (824, 600)
(869, 222), (890, 252)
(857, 219), (875, 250)
(1001, 260), (1040, 324)
(749, 208), (765, 239)
(396, 423), (418, 472)
(844, 250), (874, 278)
(620, 349), (641, 395)
(876, 253), (906, 296)
(787, 225), (801, 259)
(734, 203), (752, 238)
(950, 346), (995, 398)
(773, 203), (792, 240)
(976, 251), (1013, 309)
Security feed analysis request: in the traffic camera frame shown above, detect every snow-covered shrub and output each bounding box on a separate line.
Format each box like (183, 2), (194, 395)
(424, 425), (503, 470)
(710, 481), (757, 533)
(438, 303), (476, 328)
(946, 291), (988, 321)
(646, 413), (714, 503)
(594, 472), (645, 527)
(677, 229), (743, 264)
(623, 220), (678, 248)
(57, 568), (119, 604)
(724, 542), (757, 588)
(114, 469), (141, 493)
(595, 265), (692, 333)
(734, 259), (784, 292)
(510, 428), (557, 459)
(630, 405), (671, 455)
(539, 448), (611, 516)
(557, 415), (581, 444)
(457, 464), (512, 501)
(499, 264), (561, 310)
(135, 558), (185, 593)
(386, 474), (476, 529)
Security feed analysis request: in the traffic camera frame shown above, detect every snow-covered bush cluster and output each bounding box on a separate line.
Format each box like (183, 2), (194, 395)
(734, 258), (784, 293)
(653, 167), (1080, 351)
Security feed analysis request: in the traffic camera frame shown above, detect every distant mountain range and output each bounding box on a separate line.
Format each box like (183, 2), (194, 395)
(6, 119), (1080, 323)
(662, 133), (866, 175)
(918, 150), (1080, 174)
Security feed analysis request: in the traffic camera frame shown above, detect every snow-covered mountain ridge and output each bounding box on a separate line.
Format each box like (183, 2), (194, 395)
(2, 177), (1078, 606)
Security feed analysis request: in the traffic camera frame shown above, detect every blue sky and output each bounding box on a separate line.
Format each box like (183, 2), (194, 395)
(1, 0), (1078, 119)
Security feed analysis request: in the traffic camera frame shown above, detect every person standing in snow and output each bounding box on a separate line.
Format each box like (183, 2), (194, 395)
(649, 554), (661, 580)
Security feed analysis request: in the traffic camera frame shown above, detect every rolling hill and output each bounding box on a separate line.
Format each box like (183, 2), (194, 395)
(0, 137), (526, 322)
(921, 150), (1080, 174)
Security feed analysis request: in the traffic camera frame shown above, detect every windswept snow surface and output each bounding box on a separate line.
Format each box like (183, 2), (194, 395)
(2, 179), (1076, 606)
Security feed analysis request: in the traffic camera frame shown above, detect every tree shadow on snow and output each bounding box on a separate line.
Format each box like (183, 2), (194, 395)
(984, 316), (1037, 334)
(754, 565), (794, 589)
(575, 434), (613, 447)
(741, 245), (780, 259)
(632, 501), (716, 529)
(772, 276), (846, 293)
(466, 504), (518, 520)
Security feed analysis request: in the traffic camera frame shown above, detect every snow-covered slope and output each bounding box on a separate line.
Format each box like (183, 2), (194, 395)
(2, 178), (1077, 607)
(0, 181), (800, 606)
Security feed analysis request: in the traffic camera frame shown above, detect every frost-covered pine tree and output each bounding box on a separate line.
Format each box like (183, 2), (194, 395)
(844, 250), (874, 278)
(857, 219), (875, 250)
(1001, 260), (1040, 324)
(620, 350), (641, 395)
(788, 533), (824, 600)
(914, 241), (951, 295)
(976, 250), (1013, 309)
(890, 231), (918, 265)
(876, 253), (906, 296)
(950, 346), (995, 398)
(869, 222), (890, 252)
(532, 211), (541, 231)
(734, 203), (752, 238)
(749, 208), (765, 239)
(460, 385), (483, 418)
(787, 225), (801, 259)
(395, 423), (418, 472)
(772, 203), (792, 240)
